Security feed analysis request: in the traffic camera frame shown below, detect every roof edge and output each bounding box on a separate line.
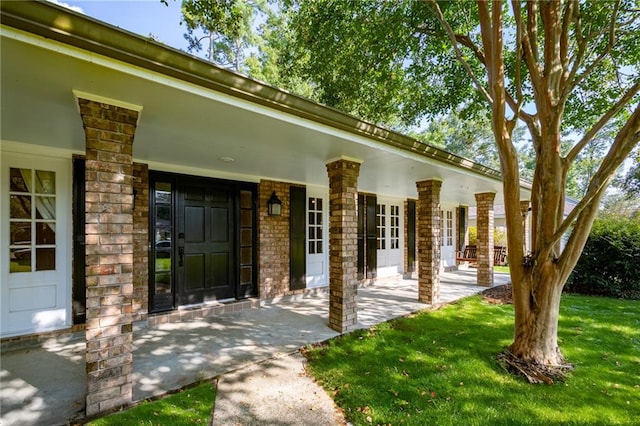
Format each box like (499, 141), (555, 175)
(2, 0), (512, 183)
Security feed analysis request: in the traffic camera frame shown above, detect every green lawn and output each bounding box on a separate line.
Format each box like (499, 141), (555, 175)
(494, 265), (510, 274)
(304, 295), (640, 425)
(87, 381), (215, 425)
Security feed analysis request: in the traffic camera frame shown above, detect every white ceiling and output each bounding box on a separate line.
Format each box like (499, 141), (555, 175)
(1, 31), (524, 206)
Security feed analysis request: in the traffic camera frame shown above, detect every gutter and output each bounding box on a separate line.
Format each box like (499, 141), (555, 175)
(1, 0), (525, 186)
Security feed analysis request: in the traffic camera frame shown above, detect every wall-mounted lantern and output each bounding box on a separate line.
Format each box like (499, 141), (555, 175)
(267, 191), (282, 216)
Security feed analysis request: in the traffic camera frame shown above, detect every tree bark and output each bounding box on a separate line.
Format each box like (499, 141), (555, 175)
(509, 262), (564, 366)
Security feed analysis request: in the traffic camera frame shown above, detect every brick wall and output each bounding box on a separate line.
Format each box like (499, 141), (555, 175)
(326, 159), (361, 333)
(258, 180), (292, 299)
(79, 98), (138, 416)
(475, 192), (496, 287)
(416, 179), (441, 304)
(132, 163), (149, 322)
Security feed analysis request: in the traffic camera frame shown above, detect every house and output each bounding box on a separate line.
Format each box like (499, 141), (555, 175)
(467, 197), (578, 256)
(1, 1), (531, 416)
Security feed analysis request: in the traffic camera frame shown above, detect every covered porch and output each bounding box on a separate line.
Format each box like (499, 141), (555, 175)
(0, 271), (510, 426)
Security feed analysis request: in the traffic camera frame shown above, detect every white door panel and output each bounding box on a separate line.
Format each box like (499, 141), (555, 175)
(306, 190), (328, 288)
(2, 152), (71, 337)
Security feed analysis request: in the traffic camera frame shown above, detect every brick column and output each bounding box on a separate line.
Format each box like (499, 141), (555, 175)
(475, 192), (496, 287)
(79, 98), (139, 416)
(416, 179), (442, 304)
(520, 200), (531, 255)
(326, 159), (361, 333)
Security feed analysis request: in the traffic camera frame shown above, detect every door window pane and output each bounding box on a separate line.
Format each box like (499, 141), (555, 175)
(10, 195), (31, 218)
(36, 248), (56, 271)
(35, 170), (56, 194)
(10, 168), (30, 192)
(36, 222), (56, 245)
(10, 222), (31, 244)
(307, 197), (323, 254)
(10, 248), (32, 272)
(8, 168), (56, 273)
(390, 205), (400, 250)
(377, 204), (386, 250)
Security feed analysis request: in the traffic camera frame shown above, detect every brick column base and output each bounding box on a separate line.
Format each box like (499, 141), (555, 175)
(475, 192), (496, 287)
(416, 179), (442, 304)
(79, 98), (139, 416)
(326, 159), (361, 333)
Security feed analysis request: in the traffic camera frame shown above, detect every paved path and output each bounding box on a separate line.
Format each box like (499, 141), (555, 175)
(0, 272), (510, 425)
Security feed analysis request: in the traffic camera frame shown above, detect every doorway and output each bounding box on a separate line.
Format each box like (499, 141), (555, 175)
(149, 172), (257, 312)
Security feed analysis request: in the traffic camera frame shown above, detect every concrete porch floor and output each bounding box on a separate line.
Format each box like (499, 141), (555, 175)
(0, 271), (510, 426)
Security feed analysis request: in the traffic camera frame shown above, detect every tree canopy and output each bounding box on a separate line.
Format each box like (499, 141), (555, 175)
(284, 0), (640, 378)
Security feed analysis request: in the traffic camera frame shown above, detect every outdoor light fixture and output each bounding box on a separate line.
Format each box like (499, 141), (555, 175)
(267, 191), (282, 216)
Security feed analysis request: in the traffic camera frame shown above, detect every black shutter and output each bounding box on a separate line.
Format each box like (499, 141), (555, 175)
(290, 186), (306, 290)
(357, 193), (365, 280)
(72, 158), (86, 324)
(407, 200), (416, 273)
(366, 195), (377, 279)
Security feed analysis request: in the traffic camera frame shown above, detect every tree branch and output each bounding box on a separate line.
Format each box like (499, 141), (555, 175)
(564, 1), (620, 105)
(565, 80), (640, 164)
(553, 101), (640, 243)
(427, 0), (493, 104)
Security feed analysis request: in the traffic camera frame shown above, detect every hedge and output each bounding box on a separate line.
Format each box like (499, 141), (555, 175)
(565, 216), (640, 299)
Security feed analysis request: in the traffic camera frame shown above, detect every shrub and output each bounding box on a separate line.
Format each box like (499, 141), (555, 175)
(565, 216), (640, 299)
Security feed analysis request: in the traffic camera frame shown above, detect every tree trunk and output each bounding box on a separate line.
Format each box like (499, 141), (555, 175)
(509, 262), (564, 366)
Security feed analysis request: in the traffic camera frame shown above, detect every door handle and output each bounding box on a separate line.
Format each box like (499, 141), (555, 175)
(179, 247), (184, 267)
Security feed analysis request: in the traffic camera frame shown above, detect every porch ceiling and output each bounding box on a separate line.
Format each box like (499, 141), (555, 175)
(1, 27), (526, 205)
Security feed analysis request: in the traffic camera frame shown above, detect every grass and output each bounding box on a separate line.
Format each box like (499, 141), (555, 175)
(87, 381), (215, 425)
(494, 265), (510, 273)
(304, 295), (640, 425)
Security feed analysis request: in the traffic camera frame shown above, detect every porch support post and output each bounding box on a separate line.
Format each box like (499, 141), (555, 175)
(326, 158), (361, 333)
(520, 200), (531, 255)
(416, 179), (442, 304)
(475, 192), (496, 287)
(78, 97), (140, 416)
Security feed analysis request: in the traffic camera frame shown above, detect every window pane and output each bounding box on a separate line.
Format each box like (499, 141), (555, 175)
(316, 212), (322, 225)
(36, 222), (56, 245)
(35, 197), (56, 220)
(10, 168), (30, 192)
(240, 191), (252, 209)
(241, 229), (252, 246)
(316, 241), (322, 254)
(10, 248), (32, 272)
(309, 227), (315, 239)
(155, 182), (171, 203)
(10, 195), (31, 218)
(156, 256), (171, 272)
(36, 248), (55, 271)
(35, 170), (56, 194)
(308, 212), (314, 225)
(241, 247), (252, 264)
(155, 273), (172, 293)
(156, 205), (171, 225)
(309, 241), (315, 254)
(240, 209), (252, 227)
(317, 198), (322, 210)
(11, 222), (31, 245)
(240, 266), (252, 284)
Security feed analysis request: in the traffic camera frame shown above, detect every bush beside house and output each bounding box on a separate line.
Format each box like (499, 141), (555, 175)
(565, 216), (640, 299)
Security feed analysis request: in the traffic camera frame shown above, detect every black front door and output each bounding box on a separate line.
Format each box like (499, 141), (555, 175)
(149, 172), (257, 312)
(178, 178), (235, 304)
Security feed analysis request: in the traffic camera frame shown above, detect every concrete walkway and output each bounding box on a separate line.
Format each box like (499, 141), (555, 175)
(0, 271), (510, 426)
